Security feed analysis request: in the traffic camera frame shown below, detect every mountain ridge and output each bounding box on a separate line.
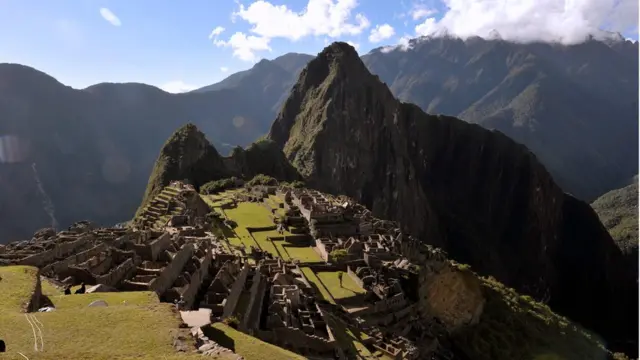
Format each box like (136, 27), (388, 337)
(0, 35), (636, 251)
(268, 41), (638, 356)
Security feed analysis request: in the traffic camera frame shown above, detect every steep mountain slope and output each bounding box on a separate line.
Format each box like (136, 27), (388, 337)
(0, 63), (285, 243)
(268, 42), (638, 356)
(361, 36), (639, 201)
(592, 178), (639, 252)
(591, 178), (639, 275)
(138, 123), (230, 211)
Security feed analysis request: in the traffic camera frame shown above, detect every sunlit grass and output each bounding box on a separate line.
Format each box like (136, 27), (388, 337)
(0, 266), (202, 360)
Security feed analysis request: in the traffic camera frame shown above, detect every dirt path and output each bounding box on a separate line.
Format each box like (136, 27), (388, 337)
(23, 314), (43, 352)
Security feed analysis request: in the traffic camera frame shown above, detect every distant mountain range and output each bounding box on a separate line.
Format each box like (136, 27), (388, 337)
(0, 36), (637, 246)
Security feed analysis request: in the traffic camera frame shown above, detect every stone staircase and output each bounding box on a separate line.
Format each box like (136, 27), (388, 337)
(139, 186), (184, 229)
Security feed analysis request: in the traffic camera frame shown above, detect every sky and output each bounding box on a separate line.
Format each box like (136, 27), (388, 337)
(0, 0), (637, 93)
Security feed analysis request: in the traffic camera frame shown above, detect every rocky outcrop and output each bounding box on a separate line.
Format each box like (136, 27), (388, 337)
(419, 267), (485, 333)
(268, 42), (638, 356)
(225, 139), (301, 182)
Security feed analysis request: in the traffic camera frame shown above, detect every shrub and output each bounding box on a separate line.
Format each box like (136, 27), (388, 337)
(330, 249), (349, 262)
(290, 180), (305, 188)
(246, 174), (278, 187)
(222, 316), (240, 329)
(201, 177), (238, 194)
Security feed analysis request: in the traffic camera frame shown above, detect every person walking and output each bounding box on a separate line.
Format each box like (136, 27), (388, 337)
(338, 271), (343, 288)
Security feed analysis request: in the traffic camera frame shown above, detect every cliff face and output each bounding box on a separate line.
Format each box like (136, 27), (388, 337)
(268, 42), (638, 356)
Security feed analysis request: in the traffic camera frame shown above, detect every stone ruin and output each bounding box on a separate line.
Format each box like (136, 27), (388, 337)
(0, 183), (485, 360)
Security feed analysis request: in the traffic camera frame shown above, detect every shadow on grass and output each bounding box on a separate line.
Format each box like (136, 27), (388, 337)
(201, 325), (236, 352)
(327, 314), (364, 359)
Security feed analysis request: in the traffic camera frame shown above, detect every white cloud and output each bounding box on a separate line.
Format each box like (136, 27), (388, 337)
(411, 3), (437, 20)
(99, 8), (121, 27)
(369, 24), (395, 43)
(160, 81), (199, 93)
(217, 0), (370, 61)
(220, 66), (229, 72)
(413, 0), (639, 44)
(381, 35), (412, 53)
(346, 41), (360, 50)
(214, 32), (272, 62)
(209, 26), (225, 39)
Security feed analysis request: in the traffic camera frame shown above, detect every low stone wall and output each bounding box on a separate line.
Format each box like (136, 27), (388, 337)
(266, 234), (311, 244)
(246, 226), (277, 232)
(149, 243), (195, 295)
(96, 257), (138, 287)
(41, 243), (108, 275)
(191, 326), (243, 359)
(267, 327), (336, 354)
(18, 236), (92, 267)
(222, 263), (250, 318)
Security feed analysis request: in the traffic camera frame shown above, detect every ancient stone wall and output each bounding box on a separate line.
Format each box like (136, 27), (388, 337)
(149, 232), (172, 261)
(222, 263), (250, 318)
(41, 243), (108, 275)
(18, 236), (92, 267)
(271, 327), (336, 353)
(26, 269), (43, 313)
(96, 257), (138, 287)
(149, 243), (195, 295)
(183, 249), (213, 309)
(242, 270), (266, 331)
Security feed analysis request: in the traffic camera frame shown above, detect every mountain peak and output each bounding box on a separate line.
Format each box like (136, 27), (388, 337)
(319, 41), (359, 58)
(137, 123), (228, 213)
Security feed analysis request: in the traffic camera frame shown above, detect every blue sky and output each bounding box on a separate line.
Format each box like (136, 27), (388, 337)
(0, 0), (637, 92)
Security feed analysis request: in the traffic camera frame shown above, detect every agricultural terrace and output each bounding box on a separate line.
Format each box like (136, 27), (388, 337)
(0, 266), (201, 360)
(203, 189), (323, 264)
(300, 267), (366, 304)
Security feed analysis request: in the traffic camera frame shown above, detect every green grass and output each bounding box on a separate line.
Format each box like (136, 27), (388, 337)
(301, 267), (335, 304)
(250, 229), (323, 263)
(278, 243), (323, 263)
(224, 202), (274, 228)
(205, 323), (305, 360)
(315, 271), (365, 300)
(326, 313), (375, 359)
(49, 290), (159, 310)
(301, 268), (365, 304)
(205, 191), (322, 263)
(0, 266), (203, 360)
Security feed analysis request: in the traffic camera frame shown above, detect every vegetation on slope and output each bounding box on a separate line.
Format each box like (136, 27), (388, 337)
(591, 179), (638, 253)
(452, 273), (623, 360)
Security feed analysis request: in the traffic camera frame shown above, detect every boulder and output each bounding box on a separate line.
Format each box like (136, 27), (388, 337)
(419, 266), (485, 333)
